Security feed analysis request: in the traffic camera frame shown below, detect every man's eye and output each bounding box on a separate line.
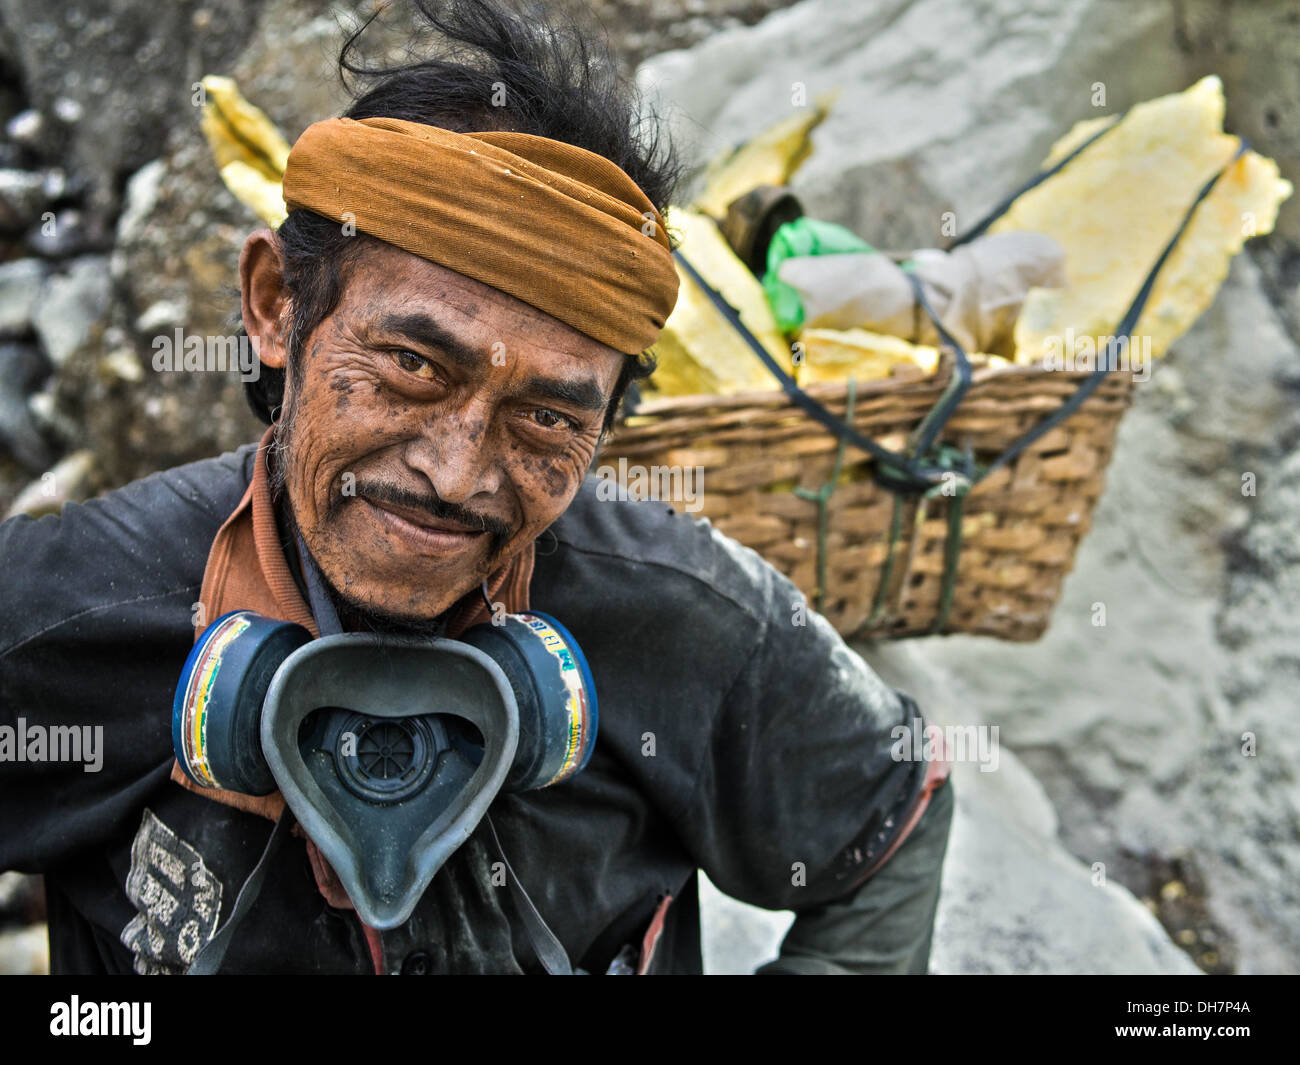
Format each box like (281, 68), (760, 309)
(393, 350), (436, 379)
(532, 408), (576, 431)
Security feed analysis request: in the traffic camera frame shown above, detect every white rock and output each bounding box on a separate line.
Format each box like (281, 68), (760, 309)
(32, 256), (112, 366)
(116, 159), (166, 246)
(0, 923), (48, 975)
(930, 758), (1199, 974)
(134, 298), (189, 335)
(0, 258), (50, 338)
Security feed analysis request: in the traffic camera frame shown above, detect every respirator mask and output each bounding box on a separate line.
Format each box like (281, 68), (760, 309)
(171, 604), (598, 945)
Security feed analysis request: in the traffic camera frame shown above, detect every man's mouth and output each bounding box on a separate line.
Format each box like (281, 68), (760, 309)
(361, 496), (489, 555)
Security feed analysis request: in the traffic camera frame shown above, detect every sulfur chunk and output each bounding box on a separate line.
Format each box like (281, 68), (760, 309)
(994, 76), (1292, 364)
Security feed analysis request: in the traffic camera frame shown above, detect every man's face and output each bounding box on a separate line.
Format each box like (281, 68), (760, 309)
(251, 237), (623, 625)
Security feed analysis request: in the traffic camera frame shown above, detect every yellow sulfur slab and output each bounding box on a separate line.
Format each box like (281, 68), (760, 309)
(200, 75), (290, 181)
(797, 328), (1009, 386)
(994, 76), (1292, 364)
(218, 160), (287, 228)
(199, 75), (292, 227)
(691, 92), (837, 221)
(645, 207), (793, 397)
(797, 328), (941, 385)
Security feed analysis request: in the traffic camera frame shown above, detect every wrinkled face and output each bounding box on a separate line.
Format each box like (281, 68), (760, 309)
(243, 235), (623, 626)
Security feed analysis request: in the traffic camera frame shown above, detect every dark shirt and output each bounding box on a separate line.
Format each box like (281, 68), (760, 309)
(0, 443), (952, 974)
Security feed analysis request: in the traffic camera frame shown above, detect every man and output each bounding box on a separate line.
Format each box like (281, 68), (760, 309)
(0, 0), (953, 974)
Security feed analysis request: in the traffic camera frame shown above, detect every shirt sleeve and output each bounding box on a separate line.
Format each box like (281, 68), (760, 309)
(756, 775), (954, 974)
(672, 555), (950, 914)
(0, 455), (245, 873)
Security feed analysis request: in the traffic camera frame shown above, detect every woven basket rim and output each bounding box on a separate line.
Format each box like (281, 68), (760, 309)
(602, 356), (1139, 643)
(623, 360), (1129, 419)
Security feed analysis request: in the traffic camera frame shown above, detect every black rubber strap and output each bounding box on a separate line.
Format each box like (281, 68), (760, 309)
(187, 806), (297, 975)
(485, 813), (573, 975)
(903, 269), (973, 460)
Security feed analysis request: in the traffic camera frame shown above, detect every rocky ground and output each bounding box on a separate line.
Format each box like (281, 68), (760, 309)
(2, 0), (1298, 973)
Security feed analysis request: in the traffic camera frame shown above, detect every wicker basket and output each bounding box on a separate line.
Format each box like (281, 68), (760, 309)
(599, 359), (1136, 642)
(596, 116), (1252, 642)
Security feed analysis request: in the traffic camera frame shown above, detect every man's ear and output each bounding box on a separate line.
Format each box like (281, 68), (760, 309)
(240, 229), (289, 371)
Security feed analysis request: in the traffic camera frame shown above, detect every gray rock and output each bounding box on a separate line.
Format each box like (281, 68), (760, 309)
(0, 0), (271, 225)
(32, 255), (111, 366)
(115, 158), (164, 246)
(0, 338), (51, 392)
(4, 448), (97, 519)
(24, 206), (94, 258)
(0, 166), (48, 232)
(0, 256), (49, 337)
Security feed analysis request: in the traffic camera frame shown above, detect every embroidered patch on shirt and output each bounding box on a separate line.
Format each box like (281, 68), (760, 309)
(120, 808), (223, 975)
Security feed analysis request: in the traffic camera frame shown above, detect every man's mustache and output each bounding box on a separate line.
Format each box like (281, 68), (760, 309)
(350, 480), (513, 542)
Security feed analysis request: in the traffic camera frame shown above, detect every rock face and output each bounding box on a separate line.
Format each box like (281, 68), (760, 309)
(639, 0), (1193, 249)
(0, 0), (264, 226)
(643, 0), (1300, 974)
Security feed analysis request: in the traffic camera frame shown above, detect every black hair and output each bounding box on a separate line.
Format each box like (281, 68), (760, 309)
(245, 0), (681, 431)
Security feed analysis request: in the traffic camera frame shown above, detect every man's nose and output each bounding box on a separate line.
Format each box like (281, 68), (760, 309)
(405, 405), (501, 504)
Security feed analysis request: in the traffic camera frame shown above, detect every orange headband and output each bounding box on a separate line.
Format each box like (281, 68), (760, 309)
(280, 117), (679, 355)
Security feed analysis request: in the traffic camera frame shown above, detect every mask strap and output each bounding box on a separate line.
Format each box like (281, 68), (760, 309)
(187, 806), (298, 975)
(485, 813), (573, 975)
